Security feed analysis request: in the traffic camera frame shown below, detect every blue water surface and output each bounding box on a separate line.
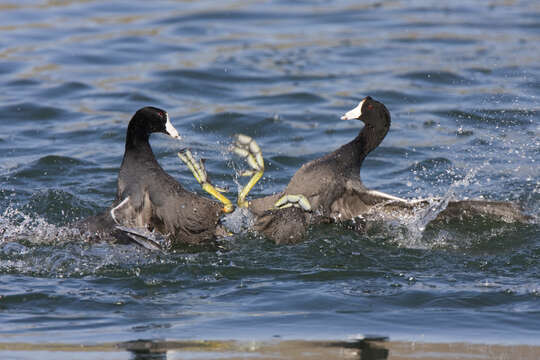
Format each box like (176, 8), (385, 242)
(0, 0), (539, 349)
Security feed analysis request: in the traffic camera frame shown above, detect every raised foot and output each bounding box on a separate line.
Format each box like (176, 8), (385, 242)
(178, 149), (234, 213)
(231, 134), (264, 208)
(274, 194), (312, 211)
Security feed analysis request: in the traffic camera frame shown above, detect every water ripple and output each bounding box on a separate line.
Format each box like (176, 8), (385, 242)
(0, 0), (538, 345)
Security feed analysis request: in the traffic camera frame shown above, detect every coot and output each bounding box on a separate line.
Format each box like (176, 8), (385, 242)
(79, 107), (232, 249)
(232, 96), (530, 243)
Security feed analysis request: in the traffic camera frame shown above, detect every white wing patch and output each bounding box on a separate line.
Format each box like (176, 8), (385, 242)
(365, 190), (409, 203)
(110, 196), (130, 224)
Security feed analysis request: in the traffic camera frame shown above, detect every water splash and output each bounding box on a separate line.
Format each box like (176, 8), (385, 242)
(221, 207), (255, 235)
(0, 206), (81, 245)
(0, 239), (170, 278)
(0, 206), (186, 277)
(359, 166), (523, 249)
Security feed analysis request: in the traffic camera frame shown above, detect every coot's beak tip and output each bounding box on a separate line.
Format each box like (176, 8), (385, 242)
(165, 114), (181, 140)
(167, 130), (181, 140)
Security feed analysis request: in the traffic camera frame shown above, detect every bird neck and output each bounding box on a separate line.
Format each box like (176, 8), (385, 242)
(121, 122), (159, 173)
(125, 121), (152, 152)
(344, 124), (386, 174)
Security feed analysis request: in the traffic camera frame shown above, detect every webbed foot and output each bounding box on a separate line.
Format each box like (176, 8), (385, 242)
(274, 194), (312, 211)
(231, 134), (264, 208)
(178, 149), (234, 213)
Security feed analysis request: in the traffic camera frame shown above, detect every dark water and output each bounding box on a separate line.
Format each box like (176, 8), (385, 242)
(0, 0), (539, 351)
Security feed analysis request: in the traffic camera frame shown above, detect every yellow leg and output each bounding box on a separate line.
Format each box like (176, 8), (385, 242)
(238, 170), (263, 208)
(231, 134), (264, 208)
(202, 183), (234, 213)
(178, 150), (234, 213)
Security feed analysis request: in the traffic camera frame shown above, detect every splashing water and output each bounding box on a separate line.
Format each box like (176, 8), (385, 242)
(1, 206), (81, 245)
(360, 167), (496, 249)
(0, 206), (181, 277)
(221, 207), (255, 235)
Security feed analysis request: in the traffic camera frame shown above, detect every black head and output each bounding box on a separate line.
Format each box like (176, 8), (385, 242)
(130, 106), (181, 140)
(341, 96), (390, 133)
(341, 96), (391, 153)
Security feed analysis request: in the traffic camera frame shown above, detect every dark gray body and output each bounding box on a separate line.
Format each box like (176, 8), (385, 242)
(111, 143), (223, 245)
(247, 97), (390, 244)
(248, 138), (373, 244)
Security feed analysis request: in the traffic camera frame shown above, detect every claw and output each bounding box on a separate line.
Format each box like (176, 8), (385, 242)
(178, 149), (234, 213)
(239, 170), (256, 177)
(231, 134), (265, 208)
(274, 194), (312, 212)
(214, 185), (229, 193)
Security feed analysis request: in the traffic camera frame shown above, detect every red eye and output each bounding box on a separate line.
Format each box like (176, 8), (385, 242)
(158, 111), (165, 118)
(367, 104), (374, 110)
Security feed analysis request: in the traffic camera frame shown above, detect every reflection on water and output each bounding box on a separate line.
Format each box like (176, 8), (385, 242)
(122, 338), (391, 360)
(2, 338), (539, 360)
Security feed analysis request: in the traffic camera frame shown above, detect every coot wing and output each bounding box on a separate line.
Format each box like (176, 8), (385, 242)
(148, 178), (222, 245)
